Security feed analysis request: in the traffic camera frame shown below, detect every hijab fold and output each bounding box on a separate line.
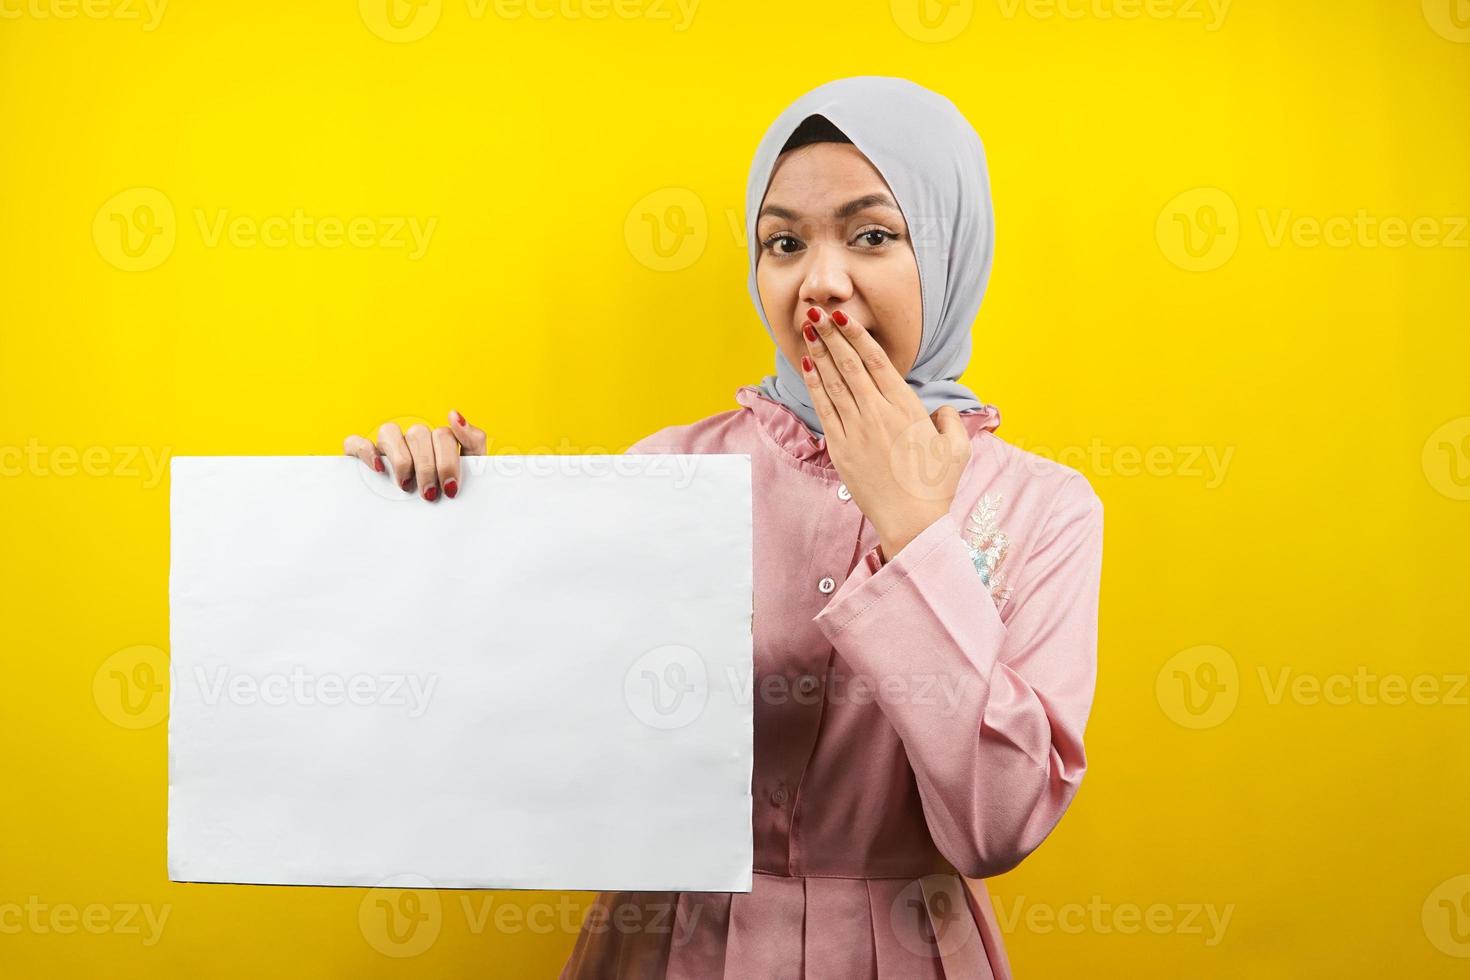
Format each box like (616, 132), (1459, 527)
(745, 76), (996, 436)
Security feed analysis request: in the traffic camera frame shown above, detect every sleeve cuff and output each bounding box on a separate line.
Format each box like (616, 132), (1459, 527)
(811, 512), (1007, 684)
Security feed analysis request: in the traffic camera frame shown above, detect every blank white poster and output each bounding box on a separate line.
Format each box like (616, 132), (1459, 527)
(167, 453), (753, 892)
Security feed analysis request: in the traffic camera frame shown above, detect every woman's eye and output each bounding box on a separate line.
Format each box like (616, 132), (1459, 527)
(763, 235), (803, 256)
(856, 230), (899, 248)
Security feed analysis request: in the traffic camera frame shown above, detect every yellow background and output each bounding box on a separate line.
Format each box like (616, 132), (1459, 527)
(3, 0), (1469, 975)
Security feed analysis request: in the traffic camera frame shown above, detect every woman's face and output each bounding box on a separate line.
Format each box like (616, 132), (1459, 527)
(756, 141), (923, 384)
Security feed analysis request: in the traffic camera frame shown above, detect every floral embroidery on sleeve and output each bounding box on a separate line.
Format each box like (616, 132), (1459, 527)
(963, 492), (1012, 608)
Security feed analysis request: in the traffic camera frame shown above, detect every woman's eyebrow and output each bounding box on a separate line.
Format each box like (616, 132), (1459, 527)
(758, 193), (900, 222)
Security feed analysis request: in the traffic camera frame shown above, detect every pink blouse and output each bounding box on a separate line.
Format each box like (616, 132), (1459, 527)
(560, 384), (1103, 979)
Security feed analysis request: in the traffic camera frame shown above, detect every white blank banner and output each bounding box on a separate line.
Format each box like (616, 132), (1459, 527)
(168, 453), (753, 892)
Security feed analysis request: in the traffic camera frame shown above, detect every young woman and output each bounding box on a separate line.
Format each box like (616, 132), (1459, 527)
(344, 75), (1103, 979)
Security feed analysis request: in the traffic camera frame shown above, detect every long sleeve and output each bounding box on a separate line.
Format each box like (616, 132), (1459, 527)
(811, 474), (1103, 879)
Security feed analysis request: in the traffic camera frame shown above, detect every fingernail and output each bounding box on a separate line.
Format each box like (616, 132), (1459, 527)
(831, 310), (848, 326)
(444, 479), (458, 499)
(374, 456), (384, 473)
(425, 485), (439, 502)
(806, 307), (822, 323)
(803, 323), (818, 343)
(452, 410), (466, 427)
(801, 355), (813, 372)
(401, 477), (413, 492)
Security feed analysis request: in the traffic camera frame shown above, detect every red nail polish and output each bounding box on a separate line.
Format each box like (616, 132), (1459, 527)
(831, 310), (848, 326)
(801, 355), (813, 372)
(401, 477), (413, 492)
(806, 307), (822, 323)
(444, 479), (458, 499)
(374, 456), (384, 473)
(803, 323), (818, 342)
(453, 411), (466, 427)
(425, 485), (439, 502)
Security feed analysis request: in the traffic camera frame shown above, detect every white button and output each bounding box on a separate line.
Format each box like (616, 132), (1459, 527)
(818, 576), (835, 594)
(837, 483), (851, 501)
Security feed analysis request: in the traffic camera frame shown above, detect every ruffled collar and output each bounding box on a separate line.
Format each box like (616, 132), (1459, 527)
(734, 384), (1001, 473)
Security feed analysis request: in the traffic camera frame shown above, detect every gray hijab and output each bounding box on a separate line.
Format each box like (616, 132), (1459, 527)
(746, 75), (995, 436)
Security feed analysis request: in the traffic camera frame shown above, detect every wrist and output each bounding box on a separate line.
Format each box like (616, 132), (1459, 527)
(876, 506), (951, 563)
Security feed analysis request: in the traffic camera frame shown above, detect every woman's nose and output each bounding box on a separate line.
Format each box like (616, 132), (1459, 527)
(799, 243), (854, 310)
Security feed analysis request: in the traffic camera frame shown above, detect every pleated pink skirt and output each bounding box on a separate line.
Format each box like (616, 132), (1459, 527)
(559, 871), (1011, 979)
